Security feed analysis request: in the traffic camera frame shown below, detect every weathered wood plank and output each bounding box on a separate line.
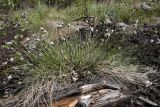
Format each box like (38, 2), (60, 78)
(56, 81), (119, 99)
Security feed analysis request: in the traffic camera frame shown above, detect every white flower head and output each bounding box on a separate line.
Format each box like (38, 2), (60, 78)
(20, 57), (24, 60)
(20, 35), (24, 38)
(61, 50), (64, 53)
(6, 41), (12, 45)
(13, 66), (18, 70)
(150, 39), (154, 43)
(105, 32), (111, 37)
(10, 57), (14, 62)
(26, 38), (30, 41)
(40, 27), (44, 31)
(90, 27), (94, 32)
(61, 37), (66, 41)
(57, 24), (63, 28)
(2, 61), (8, 66)
(36, 38), (41, 41)
(68, 23), (71, 27)
(43, 29), (48, 33)
(39, 53), (43, 57)
(18, 81), (22, 85)
(8, 75), (12, 79)
(156, 38), (160, 44)
(14, 35), (19, 39)
(50, 42), (54, 45)
(145, 80), (152, 87)
(122, 27), (126, 31)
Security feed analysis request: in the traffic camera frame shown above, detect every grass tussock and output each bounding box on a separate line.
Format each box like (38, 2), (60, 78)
(23, 37), (106, 81)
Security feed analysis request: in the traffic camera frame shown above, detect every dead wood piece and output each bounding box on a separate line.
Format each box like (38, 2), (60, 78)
(92, 90), (127, 107)
(50, 88), (127, 107)
(57, 82), (119, 99)
(79, 82), (119, 94)
(138, 96), (159, 107)
(52, 98), (78, 107)
(78, 94), (92, 107)
(98, 90), (120, 101)
(76, 89), (126, 107)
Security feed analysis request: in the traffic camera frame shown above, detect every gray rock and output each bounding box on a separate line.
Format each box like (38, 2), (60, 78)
(104, 19), (112, 24)
(46, 21), (64, 29)
(141, 2), (152, 11)
(132, 2), (152, 11)
(68, 21), (90, 32)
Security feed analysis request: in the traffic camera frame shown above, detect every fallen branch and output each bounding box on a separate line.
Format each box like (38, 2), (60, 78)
(56, 81), (119, 99)
(138, 96), (159, 107)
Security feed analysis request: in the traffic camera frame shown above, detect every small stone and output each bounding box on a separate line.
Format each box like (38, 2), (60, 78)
(141, 2), (152, 11)
(105, 19), (112, 24)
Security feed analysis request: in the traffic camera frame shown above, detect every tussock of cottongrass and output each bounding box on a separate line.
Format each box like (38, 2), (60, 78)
(22, 36), (106, 82)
